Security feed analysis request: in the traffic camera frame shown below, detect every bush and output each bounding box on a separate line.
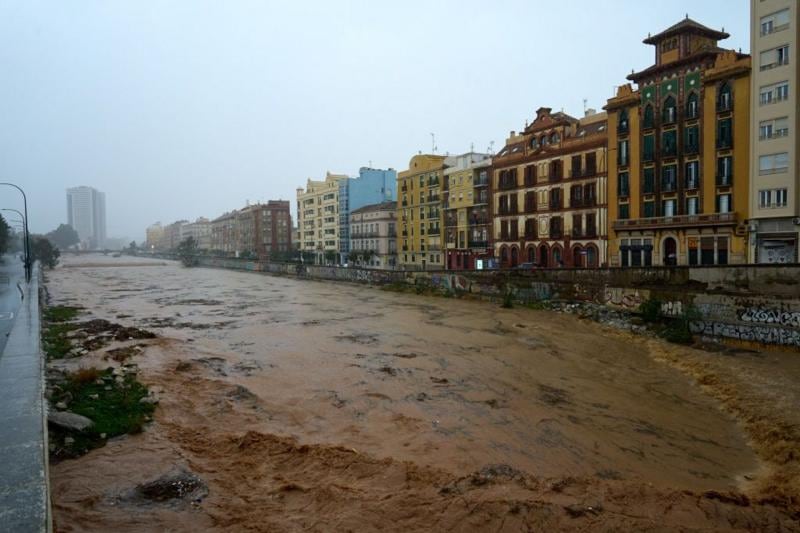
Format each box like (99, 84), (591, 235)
(638, 298), (662, 323)
(501, 288), (514, 309)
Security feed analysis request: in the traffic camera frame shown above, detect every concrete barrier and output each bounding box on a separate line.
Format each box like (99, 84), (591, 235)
(0, 263), (50, 532)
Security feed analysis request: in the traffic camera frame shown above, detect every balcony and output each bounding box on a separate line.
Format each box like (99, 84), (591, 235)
(468, 240), (489, 249)
(716, 174), (732, 187)
(498, 179), (517, 191)
(474, 176), (489, 187)
(613, 212), (737, 231)
(428, 228), (441, 236)
(351, 232), (381, 239)
(469, 218), (489, 226)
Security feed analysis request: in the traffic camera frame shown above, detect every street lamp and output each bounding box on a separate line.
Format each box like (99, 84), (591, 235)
(1, 208), (29, 276)
(0, 183), (31, 282)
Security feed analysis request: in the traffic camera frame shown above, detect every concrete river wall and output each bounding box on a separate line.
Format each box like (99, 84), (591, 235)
(193, 256), (800, 349)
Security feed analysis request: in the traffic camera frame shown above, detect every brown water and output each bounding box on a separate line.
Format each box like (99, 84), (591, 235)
(48, 255), (800, 531)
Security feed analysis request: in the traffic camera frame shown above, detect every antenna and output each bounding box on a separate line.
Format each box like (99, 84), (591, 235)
(488, 140), (495, 155)
(368, 160), (372, 168)
(430, 132), (437, 154)
(470, 142), (474, 153)
(583, 98), (588, 114)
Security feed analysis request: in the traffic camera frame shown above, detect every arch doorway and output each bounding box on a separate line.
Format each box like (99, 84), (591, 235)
(510, 246), (519, 267)
(663, 237), (677, 266)
(538, 244), (549, 267)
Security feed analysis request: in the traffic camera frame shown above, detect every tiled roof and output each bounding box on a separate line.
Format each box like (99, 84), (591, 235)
(643, 17), (729, 44)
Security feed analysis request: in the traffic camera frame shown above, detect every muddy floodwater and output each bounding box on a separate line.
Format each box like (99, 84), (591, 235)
(48, 255), (800, 531)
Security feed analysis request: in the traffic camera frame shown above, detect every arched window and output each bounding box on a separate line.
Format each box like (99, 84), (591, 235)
(510, 246), (519, 267)
(686, 92), (699, 119)
(550, 132), (560, 144)
(500, 246), (508, 266)
(643, 104), (655, 129)
(572, 246), (583, 268)
(530, 137), (538, 150)
(662, 96), (676, 124)
(718, 82), (732, 111)
(618, 109), (629, 134)
(538, 244), (549, 267)
(552, 246), (563, 267)
(527, 246), (536, 263)
(540, 135), (548, 146)
(586, 245), (598, 267)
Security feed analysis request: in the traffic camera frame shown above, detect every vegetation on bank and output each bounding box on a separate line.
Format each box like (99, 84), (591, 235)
(42, 305), (83, 359)
(638, 298), (699, 344)
(49, 367), (155, 460)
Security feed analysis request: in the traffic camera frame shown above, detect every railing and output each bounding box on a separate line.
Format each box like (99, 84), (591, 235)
(716, 174), (732, 186)
(469, 218), (489, 226)
(351, 232), (382, 239)
(613, 212), (737, 230)
(428, 228), (441, 235)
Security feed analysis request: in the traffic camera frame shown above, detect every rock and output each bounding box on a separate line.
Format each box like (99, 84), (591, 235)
(564, 502), (603, 518)
(48, 411), (94, 432)
(100, 433), (107, 439)
(64, 437), (75, 446)
(112, 368), (124, 376)
(55, 402), (67, 410)
(139, 395), (159, 405)
(115, 376), (125, 384)
(89, 393), (99, 400)
(134, 468), (208, 503)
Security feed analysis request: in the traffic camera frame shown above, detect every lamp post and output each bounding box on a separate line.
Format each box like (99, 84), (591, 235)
(0, 183), (31, 282)
(1, 208), (29, 276)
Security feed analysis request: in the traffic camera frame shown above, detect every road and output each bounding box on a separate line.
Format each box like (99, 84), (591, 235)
(0, 254), (25, 354)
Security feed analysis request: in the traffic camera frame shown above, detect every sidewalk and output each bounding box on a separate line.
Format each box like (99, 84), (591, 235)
(0, 263), (50, 532)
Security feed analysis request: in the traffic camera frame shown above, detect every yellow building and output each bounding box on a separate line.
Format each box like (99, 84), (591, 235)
(296, 172), (349, 264)
(397, 154), (447, 270)
(444, 153), (492, 269)
(606, 18), (751, 266)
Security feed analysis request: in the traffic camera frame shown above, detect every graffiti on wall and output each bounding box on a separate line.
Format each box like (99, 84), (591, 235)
(660, 301), (683, 317)
(739, 307), (800, 328)
(601, 287), (648, 309)
(690, 320), (800, 347)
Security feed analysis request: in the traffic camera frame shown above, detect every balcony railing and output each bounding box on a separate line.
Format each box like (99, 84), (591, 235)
(468, 240), (489, 249)
(613, 212), (737, 231)
(428, 228), (441, 235)
(716, 174), (732, 187)
(351, 232), (381, 239)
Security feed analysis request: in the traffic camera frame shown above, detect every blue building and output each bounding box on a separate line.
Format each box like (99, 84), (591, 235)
(339, 167), (397, 262)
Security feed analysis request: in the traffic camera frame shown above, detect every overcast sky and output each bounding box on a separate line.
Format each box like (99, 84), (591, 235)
(0, 0), (749, 241)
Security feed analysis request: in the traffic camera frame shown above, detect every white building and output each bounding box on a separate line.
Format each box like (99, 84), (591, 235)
(66, 186), (106, 249)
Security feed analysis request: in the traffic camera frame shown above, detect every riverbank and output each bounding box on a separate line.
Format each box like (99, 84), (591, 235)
(47, 254), (800, 531)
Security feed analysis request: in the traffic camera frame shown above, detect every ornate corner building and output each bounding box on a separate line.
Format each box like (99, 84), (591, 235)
(491, 107), (609, 268)
(606, 18), (752, 267)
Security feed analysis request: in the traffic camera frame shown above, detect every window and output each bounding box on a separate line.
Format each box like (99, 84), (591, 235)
(662, 199), (676, 217)
(718, 83), (732, 111)
(643, 167), (655, 194)
(684, 125), (699, 154)
(618, 109), (629, 134)
(618, 172), (630, 197)
(540, 135), (548, 146)
(759, 188), (789, 208)
(686, 197), (699, 215)
(618, 203), (629, 220)
(661, 165), (677, 192)
(662, 96), (676, 123)
(551, 132), (560, 144)
(759, 152), (790, 175)
(716, 193), (731, 213)
(717, 156), (732, 185)
(760, 81), (790, 105)
(685, 161), (700, 189)
(717, 117), (732, 149)
(618, 140), (629, 166)
(643, 134), (655, 161)
(643, 104), (654, 129)
(662, 129), (677, 156)
(760, 8), (791, 36)
(760, 117), (789, 140)
(530, 137), (539, 150)
(760, 45), (790, 70)
(643, 200), (655, 218)
(686, 92), (699, 119)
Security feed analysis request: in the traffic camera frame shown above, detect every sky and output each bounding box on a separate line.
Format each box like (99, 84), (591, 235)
(0, 0), (750, 242)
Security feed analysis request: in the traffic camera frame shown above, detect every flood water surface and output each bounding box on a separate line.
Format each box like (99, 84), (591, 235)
(48, 255), (800, 532)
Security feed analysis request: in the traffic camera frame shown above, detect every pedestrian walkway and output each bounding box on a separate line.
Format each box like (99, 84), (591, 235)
(0, 263), (50, 532)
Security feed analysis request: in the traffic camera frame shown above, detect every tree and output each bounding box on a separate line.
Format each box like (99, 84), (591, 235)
(31, 236), (60, 269)
(324, 250), (337, 265)
(127, 241), (138, 254)
(45, 224), (80, 250)
(0, 215), (9, 256)
(176, 237), (199, 267)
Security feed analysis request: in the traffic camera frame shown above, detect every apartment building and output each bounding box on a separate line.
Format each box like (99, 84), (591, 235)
(443, 153), (492, 270)
(145, 222), (164, 250)
(606, 18), (751, 267)
(66, 186), (106, 249)
(492, 108), (608, 268)
(296, 172), (349, 264)
(349, 201), (397, 269)
(749, 0), (799, 263)
(181, 218), (211, 250)
(337, 167), (397, 263)
(397, 154), (448, 270)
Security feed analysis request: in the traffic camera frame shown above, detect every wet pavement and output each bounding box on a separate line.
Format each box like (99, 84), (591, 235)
(0, 255), (25, 354)
(46, 254), (800, 532)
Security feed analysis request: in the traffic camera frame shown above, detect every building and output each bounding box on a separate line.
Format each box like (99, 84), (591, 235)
(66, 186), (106, 249)
(749, 0), (799, 263)
(492, 108), (609, 268)
(296, 172), (349, 264)
(349, 201), (397, 269)
(161, 220), (188, 250)
(606, 18), (751, 267)
(338, 167), (397, 263)
(209, 201), (292, 258)
(443, 152), (492, 270)
(145, 222), (164, 250)
(181, 218), (211, 250)
(397, 154), (448, 270)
